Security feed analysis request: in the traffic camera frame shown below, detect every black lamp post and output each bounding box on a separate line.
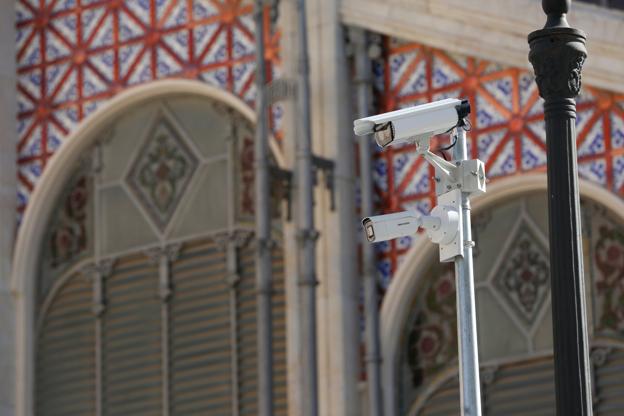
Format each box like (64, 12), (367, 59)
(528, 1), (593, 415)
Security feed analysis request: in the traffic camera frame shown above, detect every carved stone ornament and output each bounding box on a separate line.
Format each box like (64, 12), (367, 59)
(528, 27), (587, 101)
(213, 229), (254, 251)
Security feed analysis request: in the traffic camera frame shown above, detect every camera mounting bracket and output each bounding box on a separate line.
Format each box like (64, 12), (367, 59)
(414, 130), (486, 197)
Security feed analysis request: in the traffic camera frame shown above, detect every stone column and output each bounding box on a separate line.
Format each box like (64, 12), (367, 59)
(528, 1), (592, 414)
(305, 0), (360, 414)
(279, 0), (360, 413)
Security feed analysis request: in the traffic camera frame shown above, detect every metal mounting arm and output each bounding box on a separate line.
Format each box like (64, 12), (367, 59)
(414, 129), (486, 197)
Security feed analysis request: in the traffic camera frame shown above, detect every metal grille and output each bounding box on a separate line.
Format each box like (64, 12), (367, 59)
(36, 273), (95, 416)
(238, 244), (260, 415)
(36, 233), (288, 415)
(594, 348), (624, 414)
(483, 358), (555, 415)
(237, 241), (288, 415)
(170, 239), (232, 415)
(102, 253), (162, 416)
(419, 377), (460, 415)
(270, 246), (288, 414)
(419, 357), (556, 415)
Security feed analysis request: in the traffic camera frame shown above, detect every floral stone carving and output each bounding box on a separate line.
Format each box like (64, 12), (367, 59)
(127, 117), (199, 231)
(594, 224), (624, 335)
(406, 265), (457, 387)
(493, 225), (550, 326)
(49, 175), (91, 268)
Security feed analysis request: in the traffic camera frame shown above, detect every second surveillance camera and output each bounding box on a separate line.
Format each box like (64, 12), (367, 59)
(353, 98), (470, 148)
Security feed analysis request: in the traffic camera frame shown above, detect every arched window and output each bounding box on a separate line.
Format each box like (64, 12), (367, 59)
(34, 95), (287, 415)
(398, 192), (624, 415)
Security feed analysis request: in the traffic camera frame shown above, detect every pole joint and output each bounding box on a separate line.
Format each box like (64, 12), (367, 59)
(269, 166), (294, 220)
(297, 229), (320, 243)
(312, 155), (336, 210)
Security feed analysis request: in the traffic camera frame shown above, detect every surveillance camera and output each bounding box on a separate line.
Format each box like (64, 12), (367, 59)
(362, 189), (464, 262)
(362, 210), (442, 243)
(353, 98), (470, 148)
(362, 211), (422, 243)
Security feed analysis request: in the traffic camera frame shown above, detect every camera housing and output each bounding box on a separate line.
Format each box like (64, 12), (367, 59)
(362, 210), (425, 243)
(353, 98), (470, 148)
(362, 189), (463, 262)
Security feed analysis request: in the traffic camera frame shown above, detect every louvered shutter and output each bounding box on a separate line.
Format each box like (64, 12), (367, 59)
(238, 242), (259, 415)
(419, 377), (460, 415)
(36, 273), (95, 416)
(271, 245), (288, 415)
(420, 357), (556, 415)
(484, 357), (555, 415)
(594, 348), (624, 414)
(236, 240), (288, 415)
(170, 238), (233, 415)
(102, 253), (162, 415)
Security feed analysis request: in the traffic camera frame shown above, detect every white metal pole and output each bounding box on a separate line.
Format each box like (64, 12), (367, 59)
(452, 127), (482, 416)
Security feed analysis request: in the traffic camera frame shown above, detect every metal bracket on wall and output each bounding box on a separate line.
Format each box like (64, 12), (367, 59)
(265, 78), (297, 104)
(270, 165), (294, 221)
(268, 156), (336, 221)
(312, 155), (336, 211)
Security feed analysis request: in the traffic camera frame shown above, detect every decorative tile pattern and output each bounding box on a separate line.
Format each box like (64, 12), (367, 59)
(493, 225), (550, 325)
(126, 116), (198, 231)
(374, 38), (624, 280)
(16, 0), (280, 214)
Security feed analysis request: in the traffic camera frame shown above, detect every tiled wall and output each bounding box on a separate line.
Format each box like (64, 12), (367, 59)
(373, 38), (624, 284)
(15, 0), (280, 215)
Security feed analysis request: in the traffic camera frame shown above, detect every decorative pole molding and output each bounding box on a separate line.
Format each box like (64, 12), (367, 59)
(528, 1), (593, 415)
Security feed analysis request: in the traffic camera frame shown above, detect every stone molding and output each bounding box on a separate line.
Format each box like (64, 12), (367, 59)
(341, 0), (624, 93)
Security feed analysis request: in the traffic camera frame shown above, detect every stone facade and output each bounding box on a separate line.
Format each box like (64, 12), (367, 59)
(7, 1), (624, 415)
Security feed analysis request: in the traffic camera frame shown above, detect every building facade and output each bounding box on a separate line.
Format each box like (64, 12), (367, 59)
(2, 0), (624, 415)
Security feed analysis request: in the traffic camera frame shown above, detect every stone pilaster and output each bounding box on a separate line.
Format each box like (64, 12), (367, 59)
(0, 1), (18, 414)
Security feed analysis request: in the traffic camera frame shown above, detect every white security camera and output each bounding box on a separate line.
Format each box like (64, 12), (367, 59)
(362, 189), (464, 262)
(363, 205), (458, 244)
(353, 98), (470, 148)
(362, 210), (434, 243)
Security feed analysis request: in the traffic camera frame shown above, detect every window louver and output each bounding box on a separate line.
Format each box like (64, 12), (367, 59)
(170, 238), (232, 415)
(238, 244), (261, 415)
(270, 246), (288, 415)
(102, 253), (162, 416)
(419, 377), (460, 415)
(237, 241), (288, 415)
(36, 273), (95, 416)
(483, 357), (555, 415)
(594, 348), (624, 414)
(419, 357), (556, 415)
(36, 233), (288, 416)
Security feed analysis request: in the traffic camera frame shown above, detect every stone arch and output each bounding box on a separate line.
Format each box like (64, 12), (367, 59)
(380, 173), (624, 416)
(11, 79), (284, 416)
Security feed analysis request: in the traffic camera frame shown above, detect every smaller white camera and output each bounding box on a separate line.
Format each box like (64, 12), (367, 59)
(362, 189), (464, 262)
(353, 98), (470, 148)
(362, 210), (430, 243)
